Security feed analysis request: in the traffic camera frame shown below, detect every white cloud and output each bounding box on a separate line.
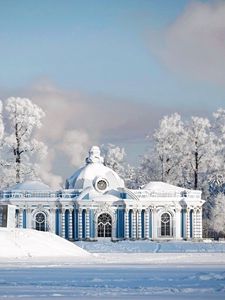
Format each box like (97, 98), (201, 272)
(60, 129), (92, 168)
(1, 80), (173, 184)
(37, 149), (63, 189)
(148, 1), (225, 85)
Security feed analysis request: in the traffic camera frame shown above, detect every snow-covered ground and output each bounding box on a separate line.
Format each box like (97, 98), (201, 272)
(0, 228), (89, 259)
(76, 239), (225, 253)
(1, 229), (225, 299)
(0, 266), (224, 299)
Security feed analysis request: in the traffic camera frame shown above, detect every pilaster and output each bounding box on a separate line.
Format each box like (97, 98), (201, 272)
(124, 209), (129, 239)
(132, 209), (137, 239)
(144, 209), (150, 239)
(137, 209), (142, 239)
(85, 209), (90, 239)
(78, 208), (83, 240)
(68, 208), (73, 240)
(60, 208), (66, 238)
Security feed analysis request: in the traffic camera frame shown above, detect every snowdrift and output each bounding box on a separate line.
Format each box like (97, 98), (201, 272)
(0, 228), (90, 258)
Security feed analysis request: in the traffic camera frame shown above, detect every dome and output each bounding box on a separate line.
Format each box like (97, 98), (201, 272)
(10, 180), (51, 191)
(143, 181), (186, 192)
(65, 146), (124, 190)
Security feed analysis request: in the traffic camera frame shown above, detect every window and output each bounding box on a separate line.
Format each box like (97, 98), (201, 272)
(35, 212), (47, 231)
(161, 213), (171, 236)
(97, 213), (112, 238)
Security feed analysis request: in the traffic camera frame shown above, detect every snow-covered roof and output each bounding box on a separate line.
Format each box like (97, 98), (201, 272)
(143, 181), (187, 192)
(65, 146), (124, 190)
(9, 180), (51, 191)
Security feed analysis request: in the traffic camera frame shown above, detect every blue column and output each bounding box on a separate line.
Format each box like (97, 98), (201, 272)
(55, 208), (60, 235)
(82, 210), (86, 239)
(65, 210), (69, 239)
(73, 209), (78, 240)
(89, 209), (95, 239)
(190, 210), (193, 238)
(149, 210), (152, 239)
(117, 209), (125, 239)
(129, 210), (132, 238)
(23, 209), (26, 228)
(181, 209), (184, 238)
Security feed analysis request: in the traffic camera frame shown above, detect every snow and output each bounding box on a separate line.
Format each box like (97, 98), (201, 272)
(65, 146), (124, 190)
(9, 180), (51, 191)
(76, 239), (225, 253)
(0, 230), (225, 299)
(143, 181), (186, 192)
(0, 266), (224, 299)
(0, 228), (89, 258)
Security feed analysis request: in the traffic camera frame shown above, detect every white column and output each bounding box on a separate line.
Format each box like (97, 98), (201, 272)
(132, 209), (137, 239)
(18, 208), (23, 228)
(175, 208), (181, 239)
(49, 208), (56, 233)
(78, 208), (83, 240)
(124, 209), (129, 239)
(198, 208), (203, 239)
(25, 208), (31, 229)
(85, 209), (90, 239)
(112, 210), (117, 240)
(192, 208), (197, 239)
(185, 208), (190, 239)
(137, 209), (142, 239)
(151, 207), (157, 240)
(194, 208), (202, 239)
(144, 209), (150, 239)
(61, 208), (66, 238)
(68, 208), (73, 240)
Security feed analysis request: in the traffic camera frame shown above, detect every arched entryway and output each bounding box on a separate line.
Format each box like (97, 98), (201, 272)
(97, 213), (112, 237)
(160, 212), (171, 237)
(35, 212), (47, 231)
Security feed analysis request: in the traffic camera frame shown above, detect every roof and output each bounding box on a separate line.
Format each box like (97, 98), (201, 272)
(65, 162), (124, 190)
(143, 181), (187, 192)
(65, 146), (124, 190)
(9, 180), (51, 191)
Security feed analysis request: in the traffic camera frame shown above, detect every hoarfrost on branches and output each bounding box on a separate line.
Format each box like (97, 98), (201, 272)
(1, 97), (47, 186)
(209, 193), (225, 238)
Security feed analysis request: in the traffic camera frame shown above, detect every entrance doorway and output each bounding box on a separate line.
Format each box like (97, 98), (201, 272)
(161, 212), (171, 236)
(97, 213), (112, 237)
(35, 212), (47, 231)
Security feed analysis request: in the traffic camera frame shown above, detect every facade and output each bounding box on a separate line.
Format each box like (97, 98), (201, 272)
(0, 204), (16, 228)
(0, 146), (205, 240)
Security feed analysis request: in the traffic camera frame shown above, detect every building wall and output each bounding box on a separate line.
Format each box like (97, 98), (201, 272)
(10, 202), (203, 241)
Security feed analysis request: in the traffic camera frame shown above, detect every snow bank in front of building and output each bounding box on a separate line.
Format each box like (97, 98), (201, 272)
(0, 228), (90, 258)
(76, 239), (225, 253)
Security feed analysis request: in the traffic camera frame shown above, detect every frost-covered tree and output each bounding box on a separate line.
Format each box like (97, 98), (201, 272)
(101, 143), (137, 188)
(2, 97), (47, 185)
(141, 113), (186, 185)
(209, 193), (225, 238)
(101, 143), (126, 176)
(212, 108), (225, 186)
(0, 101), (4, 140)
(0, 100), (5, 180)
(182, 117), (217, 190)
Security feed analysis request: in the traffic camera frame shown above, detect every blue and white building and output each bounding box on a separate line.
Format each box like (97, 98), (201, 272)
(0, 146), (205, 240)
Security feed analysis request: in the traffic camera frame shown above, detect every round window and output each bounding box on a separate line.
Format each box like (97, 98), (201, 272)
(94, 177), (109, 192)
(35, 212), (45, 224)
(96, 178), (108, 191)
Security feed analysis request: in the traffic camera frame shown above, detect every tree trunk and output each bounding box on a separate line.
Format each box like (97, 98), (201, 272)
(194, 150), (198, 189)
(15, 122), (21, 183)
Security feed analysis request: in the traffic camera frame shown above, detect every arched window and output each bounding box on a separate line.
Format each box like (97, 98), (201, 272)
(161, 213), (171, 236)
(97, 213), (112, 238)
(35, 212), (47, 231)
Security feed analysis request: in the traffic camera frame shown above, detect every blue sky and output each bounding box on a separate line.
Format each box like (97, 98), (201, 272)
(1, 0), (222, 108)
(0, 0), (225, 181)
